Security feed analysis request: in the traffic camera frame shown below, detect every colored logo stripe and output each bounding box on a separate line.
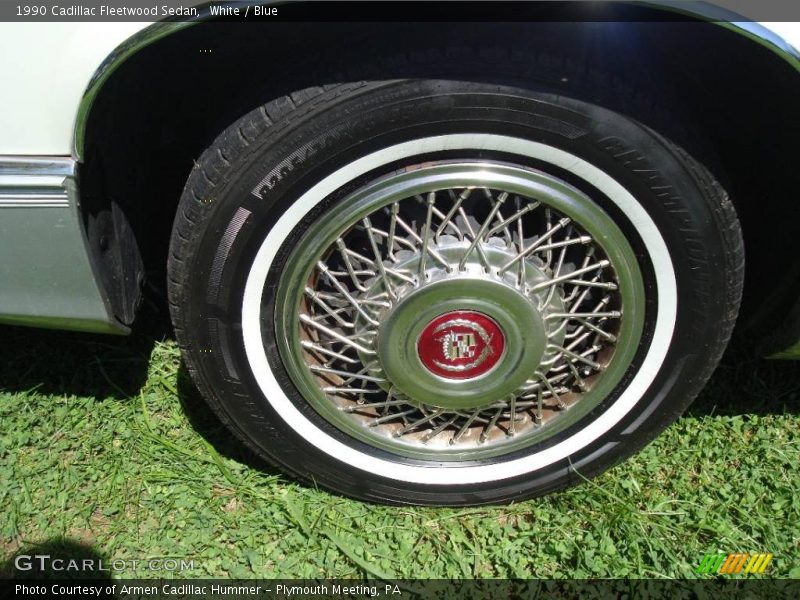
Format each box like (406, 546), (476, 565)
(696, 554), (726, 574)
(745, 553), (773, 574)
(696, 553), (773, 575)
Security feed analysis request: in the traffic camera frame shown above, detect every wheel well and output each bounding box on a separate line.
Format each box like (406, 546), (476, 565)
(80, 14), (800, 349)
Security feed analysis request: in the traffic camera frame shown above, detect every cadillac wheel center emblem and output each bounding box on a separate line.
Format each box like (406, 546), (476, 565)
(417, 311), (506, 380)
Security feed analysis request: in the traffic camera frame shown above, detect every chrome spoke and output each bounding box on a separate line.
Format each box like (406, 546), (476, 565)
(362, 216), (397, 301)
(530, 260), (611, 293)
(418, 192), (436, 277)
(299, 314), (376, 355)
(498, 217), (571, 274)
(485, 199), (539, 239)
(300, 340), (359, 364)
(435, 188), (470, 243)
(458, 191), (507, 270)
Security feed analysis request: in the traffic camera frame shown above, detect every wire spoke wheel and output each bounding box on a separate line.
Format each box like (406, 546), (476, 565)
(275, 161), (645, 460)
(170, 75), (742, 503)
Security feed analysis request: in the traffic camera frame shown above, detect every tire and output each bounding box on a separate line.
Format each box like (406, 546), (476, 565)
(168, 73), (743, 505)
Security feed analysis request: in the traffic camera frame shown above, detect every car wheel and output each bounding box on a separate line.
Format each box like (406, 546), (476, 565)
(167, 75), (743, 505)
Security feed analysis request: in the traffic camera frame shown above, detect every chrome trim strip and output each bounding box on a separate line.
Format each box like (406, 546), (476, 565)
(0, 156), (76, 176)
(0, 199), (70, 208)
(0, 155), (127, 334)
(0, 158), (73, 208)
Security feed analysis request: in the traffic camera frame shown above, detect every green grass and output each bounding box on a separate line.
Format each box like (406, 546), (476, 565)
(1, 311), (798, 579)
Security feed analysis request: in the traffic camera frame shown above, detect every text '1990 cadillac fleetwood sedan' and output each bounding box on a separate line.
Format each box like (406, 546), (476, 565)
(1, 1), (799, 505)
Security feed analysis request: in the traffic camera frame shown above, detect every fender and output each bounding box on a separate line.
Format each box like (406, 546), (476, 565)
(0, 2), (797, 156)
(69, 1), (800, 160)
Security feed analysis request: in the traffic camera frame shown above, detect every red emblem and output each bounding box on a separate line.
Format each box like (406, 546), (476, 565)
(417, 311), (505, 380)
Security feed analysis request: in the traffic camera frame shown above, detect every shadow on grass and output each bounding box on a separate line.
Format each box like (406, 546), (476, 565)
(1, 538), (114, 584)
(0, 304), (169, 402)
(686, 333), (800, 418)
(0, 301), (276, 473)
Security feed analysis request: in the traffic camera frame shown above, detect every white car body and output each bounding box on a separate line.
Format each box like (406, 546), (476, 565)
(0, 22), (147, 155)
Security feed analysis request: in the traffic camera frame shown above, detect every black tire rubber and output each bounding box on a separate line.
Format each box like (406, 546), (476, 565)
(168, 67), (743, 505)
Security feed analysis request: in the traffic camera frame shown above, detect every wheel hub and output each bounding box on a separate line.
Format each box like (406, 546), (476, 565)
(360, 241), (565, 410)
(417, 310), (505, 380)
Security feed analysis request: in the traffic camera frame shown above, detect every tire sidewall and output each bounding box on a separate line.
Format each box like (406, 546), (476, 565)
(176, 80), (729, 504)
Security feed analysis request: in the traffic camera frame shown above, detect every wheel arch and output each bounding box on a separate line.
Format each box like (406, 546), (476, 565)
(77, 8), (800, 351)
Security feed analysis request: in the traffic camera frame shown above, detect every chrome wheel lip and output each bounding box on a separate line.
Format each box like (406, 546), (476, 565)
(274, 160), (646, 461)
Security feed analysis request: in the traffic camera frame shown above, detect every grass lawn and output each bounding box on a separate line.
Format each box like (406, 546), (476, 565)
(1, 309), (798, 579)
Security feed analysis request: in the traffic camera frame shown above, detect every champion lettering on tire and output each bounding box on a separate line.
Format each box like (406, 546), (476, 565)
(167, 67), (743, 505)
